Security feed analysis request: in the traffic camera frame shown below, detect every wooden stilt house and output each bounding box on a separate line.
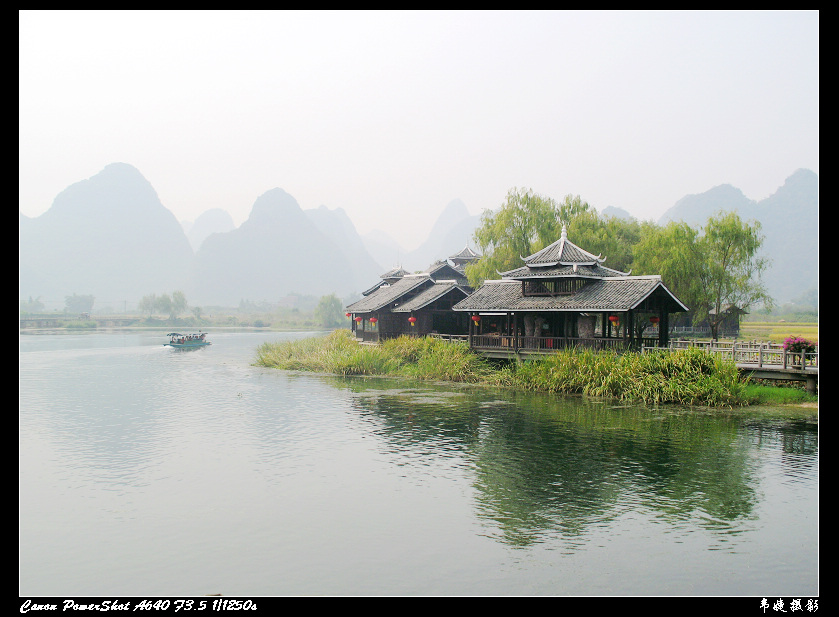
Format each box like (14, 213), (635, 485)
(346, 248), (478, 343)
(452, 226), (688, 357)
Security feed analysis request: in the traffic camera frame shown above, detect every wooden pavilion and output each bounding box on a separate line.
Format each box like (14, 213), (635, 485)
(346, 248), (478, 343)
(452, 226), (688, 357)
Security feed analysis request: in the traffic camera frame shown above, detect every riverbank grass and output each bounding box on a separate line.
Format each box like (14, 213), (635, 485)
(741, 382), (818, 405)
(256, 330), (755, 407)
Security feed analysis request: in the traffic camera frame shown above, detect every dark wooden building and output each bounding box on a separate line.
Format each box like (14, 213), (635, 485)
(452, 226), (688, 356)
(671, 304), (748, 337)
(346, 248), (478, 343)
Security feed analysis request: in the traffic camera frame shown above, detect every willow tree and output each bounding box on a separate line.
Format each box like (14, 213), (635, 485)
(171, 291), (188, 319)
(314, 293), (344, 329)
(565, 209), (646, 274)
(465, 189), (593, 287)
(633, 211), (772, 339)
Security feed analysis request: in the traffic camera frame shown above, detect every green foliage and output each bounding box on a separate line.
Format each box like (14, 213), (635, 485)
(64, 293), (95, 314)
(20, 296), (45, 314)
(256, 331), (492, 383)
(491, 347), (744, 406)
(782, 336), (817, 353)
(565, 209), (646, 274)
(138, 294), (157, 316)
(632, 211), (772, 338)
(256, 332), (749, 407)
(467, 189), (592, 286)
(171, 291), (188, 318)
(741, 382), (818, 405)
(314, 294), (344, 329)
(698, 212), (772, 332)
(466, 188), (648, 285)
(156, 293), (173, 318)
(468, 188), (774, 342)
(633, 220), (702, 301)
(138, 290), (189, 320)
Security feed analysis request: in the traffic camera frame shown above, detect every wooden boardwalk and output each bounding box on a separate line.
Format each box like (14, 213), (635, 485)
(650, 340), (818, 394)
(426, 334), (818, 395)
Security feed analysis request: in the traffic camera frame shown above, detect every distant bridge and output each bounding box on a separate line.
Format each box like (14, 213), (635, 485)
(20, 315), (142, 329)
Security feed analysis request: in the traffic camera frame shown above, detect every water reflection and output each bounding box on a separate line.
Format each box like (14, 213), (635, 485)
(331, 378), (817, 549)
(20, 333), (818, 595)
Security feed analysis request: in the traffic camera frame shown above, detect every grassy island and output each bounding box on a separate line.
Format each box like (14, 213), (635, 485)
(253, 330), (800, 408)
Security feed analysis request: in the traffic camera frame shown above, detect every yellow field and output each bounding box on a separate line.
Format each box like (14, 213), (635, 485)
(739, 322), (819, 345)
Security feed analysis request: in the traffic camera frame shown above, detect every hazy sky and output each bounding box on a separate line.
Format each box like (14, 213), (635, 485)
(19, 10), (818, 250)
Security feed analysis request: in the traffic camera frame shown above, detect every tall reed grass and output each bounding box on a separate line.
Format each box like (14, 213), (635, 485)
(255, 331), (748, 406)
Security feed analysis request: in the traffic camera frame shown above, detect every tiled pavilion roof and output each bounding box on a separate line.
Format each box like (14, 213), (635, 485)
(502, 225), (629, 279)
(391, 281), (471, 312)
(453, 226), (687, 314)
(453, 277), (687, 314)
(347, 274), (432, 313)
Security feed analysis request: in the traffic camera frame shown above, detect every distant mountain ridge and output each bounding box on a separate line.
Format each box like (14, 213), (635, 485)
(657, 168), (818, 303)
(402, 198), (481, 272)
(183, 208), (235, 252)
(19, 164), (817, 310)
(188, 188), (384, 306)
(19, 163), (193, 307)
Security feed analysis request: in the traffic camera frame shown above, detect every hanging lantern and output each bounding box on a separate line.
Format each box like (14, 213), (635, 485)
(408, 316), (417, 326)
(471, 315), (481, 323)
(346, 312), (351, 318)
(649, 316), (660, 325)
(608, 315), (619, 324)
(355, 317), (362, 323)
(370, 317), (378, 324)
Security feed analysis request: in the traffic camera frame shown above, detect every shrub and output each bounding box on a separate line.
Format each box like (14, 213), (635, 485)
(782, 336), (817, 354)
(255, 332), (748, 407)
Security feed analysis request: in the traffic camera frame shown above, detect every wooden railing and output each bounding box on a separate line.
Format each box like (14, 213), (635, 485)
(470, 335), (640, 352)
(356, 332), (817, 370)
(646, 340), (818, 369)
(427, 333), (469, 343)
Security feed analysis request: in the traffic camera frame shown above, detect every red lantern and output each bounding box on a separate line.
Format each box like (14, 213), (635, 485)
(346, 312), (351, 318)
(370, 317), (378, 324)
(408, 316), (417, 326)
(609, 315), (619, 324)
(471, 315), (480, 323)
(355, 317), (362, 323)
(649, 316), (660, 324)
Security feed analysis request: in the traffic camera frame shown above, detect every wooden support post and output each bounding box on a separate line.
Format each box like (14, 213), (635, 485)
(513, 313), (519, 352)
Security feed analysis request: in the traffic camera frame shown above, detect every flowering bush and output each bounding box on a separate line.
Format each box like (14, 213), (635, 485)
(783, 336), (817, 354)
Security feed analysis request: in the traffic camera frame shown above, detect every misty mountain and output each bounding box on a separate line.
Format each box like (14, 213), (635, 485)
(402, 198), (481, 272)
(600, 205), (635, 221)
(305, 204), (383, 283)
(188, 188), (368, 306)
(656, 169), (818, 303)
(361, 229), (403, 273)
(19, 163), (817, 311)
(18, 163), (193, 309)
(659, 184), (755, 225)
(184, 208), (236, 251)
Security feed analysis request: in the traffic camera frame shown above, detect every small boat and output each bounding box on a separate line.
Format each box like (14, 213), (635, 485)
(164, 332), (211, 348)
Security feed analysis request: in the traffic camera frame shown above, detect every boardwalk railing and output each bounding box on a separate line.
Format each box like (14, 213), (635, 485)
(469, 335), (652, 352)
(362, 332), (818, 371)
(427, 334), (469, 343)
(647, 340), (818, 369)
(357, 331), (470, 344)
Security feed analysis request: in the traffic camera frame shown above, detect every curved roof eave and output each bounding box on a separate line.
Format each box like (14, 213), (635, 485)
(627, 280), (689, 312)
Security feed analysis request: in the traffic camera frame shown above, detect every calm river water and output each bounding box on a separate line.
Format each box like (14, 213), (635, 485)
(19, 330), (818, 597)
